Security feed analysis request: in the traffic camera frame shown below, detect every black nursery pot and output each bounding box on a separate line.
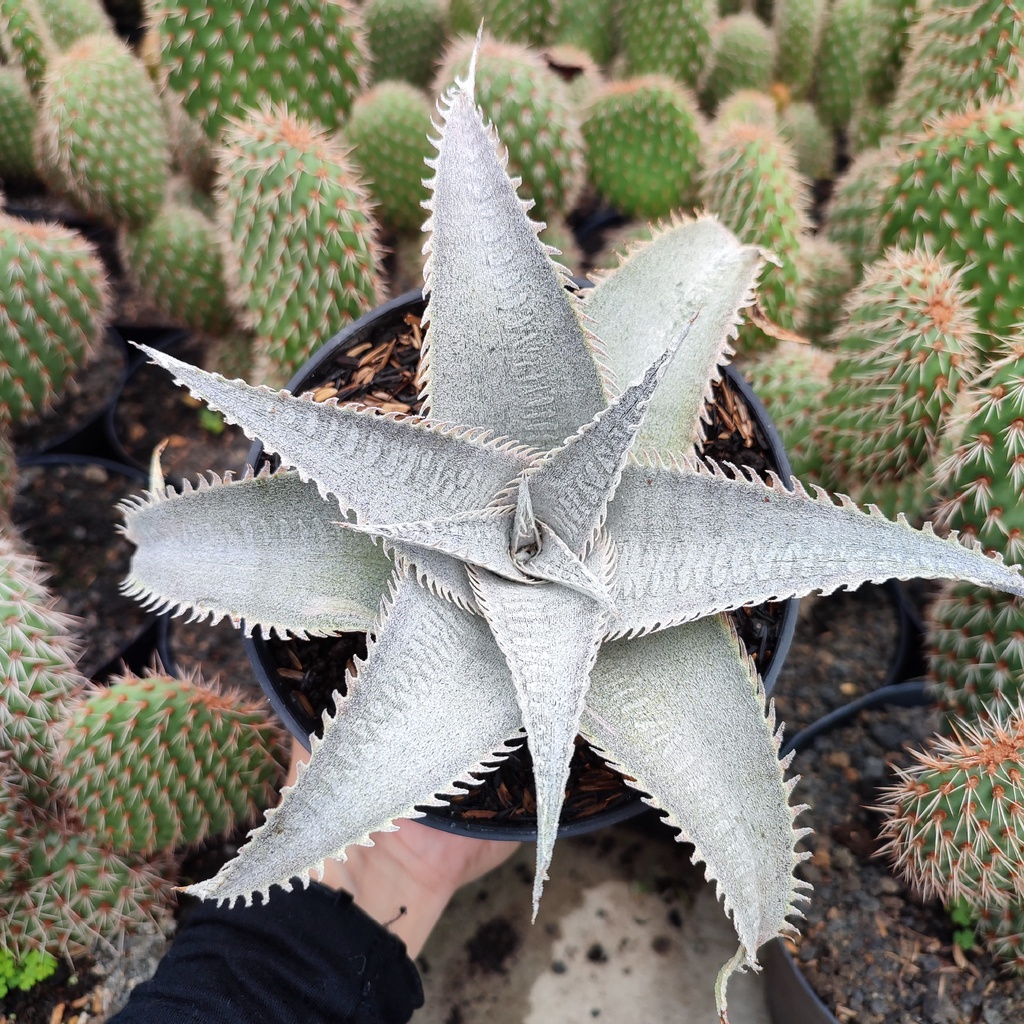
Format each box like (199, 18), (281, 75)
(243, 289), (800, 840)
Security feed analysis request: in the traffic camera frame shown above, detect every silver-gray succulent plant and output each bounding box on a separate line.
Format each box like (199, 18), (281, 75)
(119, 54), (1024, 1021)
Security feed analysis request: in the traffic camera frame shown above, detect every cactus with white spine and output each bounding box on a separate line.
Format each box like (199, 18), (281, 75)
(362, 0), (448, 88)
(0, 66), (36, 182)
(796, 234), (854, 346)
(861, 0), (917, 107)
(556, 0), (615, 66)
(34, 33), (171, 226)
(217, 105), (383, 386)
(58, 669), (282, 856)
(772, 0), (826, 100)
(887, 0), (1022, 140)
(435, 35), (585, 220)
(480, 0), (560, 46)
(778, 100), (834, 180)
(702, 13), (776, 112)
(0, 214), (110, 424)
(115, 50), (1024, 1023)
(812, 0), (869, 129)
(0, 0), (55, 97)
(714, 88), (777, 131)
(36, 0), (111, 48)
(0, 430), (17, 516)
(582, 76), (703, 220)
(880, 101), (1024, 349)
(146, 0), (367, 141)
(345, 80), (435, 235)
(619, 0), (715, 90)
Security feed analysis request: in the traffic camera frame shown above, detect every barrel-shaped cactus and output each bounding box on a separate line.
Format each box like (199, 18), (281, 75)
(435, 36), (585, 220)
(217, 105), (383, 385)
(58, 669), (283, 856)
(362, 0), (447, 88)
(880, 102), (1024, 350)
(147, 0), (367, 141)
(35, 33), (171, 226)
(582, 76), (703, 220)
(345, 81), (434, 234)
(0, 214), (110, 424)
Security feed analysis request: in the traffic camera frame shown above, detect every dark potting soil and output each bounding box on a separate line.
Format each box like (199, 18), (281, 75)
(260, 307), (789, 829)
(770, 593), (1024, 1024)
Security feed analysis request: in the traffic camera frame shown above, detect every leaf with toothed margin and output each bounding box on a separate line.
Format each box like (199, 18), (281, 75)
(580, 615), (812, 1022)
(603, 460), (1024, 639)
(468, 538), (611, 917)
(120, 469), (394, 638)
(133, 344), (535, 524)
(526, 329), (690, 556)
(420, 59), (606, 448)
(181, 573), (524, 906)
(582, 216), (762, 449)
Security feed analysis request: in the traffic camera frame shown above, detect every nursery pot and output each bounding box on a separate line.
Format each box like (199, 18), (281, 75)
(243, 288), (800, 839)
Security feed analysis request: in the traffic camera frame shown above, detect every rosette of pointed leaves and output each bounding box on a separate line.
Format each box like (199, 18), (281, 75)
(147, 0), (367, 141)
(120, 61), (1024, 1021)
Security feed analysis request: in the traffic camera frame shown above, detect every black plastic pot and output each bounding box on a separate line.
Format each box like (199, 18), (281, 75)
(242, 288), (800, 839)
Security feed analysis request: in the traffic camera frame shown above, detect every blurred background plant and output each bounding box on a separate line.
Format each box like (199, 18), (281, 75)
(1, 0), (1022, 1005)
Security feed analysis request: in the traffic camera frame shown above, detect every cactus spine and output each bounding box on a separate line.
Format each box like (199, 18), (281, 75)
(147, 0), (368, 141)
(582, 76), (703, 220)
(217, 105), (383, 385)
(35, 34), (171, 226)
(0, 214), (110, 424)
(58, 670), (282, 856)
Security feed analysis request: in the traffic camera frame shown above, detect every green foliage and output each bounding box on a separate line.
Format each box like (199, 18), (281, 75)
(121, 201), (233, 335)
(363, 0), (448, 88)
(582, 76), (702, 220)
(0, 214), (110, 425)
(0, 946), (58, 998)
(772, 0), (825, 100)
(812, 0), (868, 129)
(59, 670), (283, 856)
(217, 105), (382, 386)
(147, 0), (367, 141)
(35, 33), (171, 226)
(435, 35), (585, 220)
(880, 102), (1024, 349)
(700, 119), (809, 349)
(345, 81), (434, 234)
(0, 66), (37, 182)
(620, 0), (715, 90)
(702, 13), (775, 111)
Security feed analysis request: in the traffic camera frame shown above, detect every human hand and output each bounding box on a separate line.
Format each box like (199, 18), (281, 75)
(286, 737), (520, 957)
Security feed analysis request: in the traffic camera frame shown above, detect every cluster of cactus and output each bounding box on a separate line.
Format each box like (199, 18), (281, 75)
(0, 530), (283, 980)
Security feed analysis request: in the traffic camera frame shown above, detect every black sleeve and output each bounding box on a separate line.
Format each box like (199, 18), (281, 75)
(108, 882), (424, 1024)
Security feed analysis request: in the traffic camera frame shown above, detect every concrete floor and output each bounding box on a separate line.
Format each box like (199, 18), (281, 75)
(416, 812), (772, 1024)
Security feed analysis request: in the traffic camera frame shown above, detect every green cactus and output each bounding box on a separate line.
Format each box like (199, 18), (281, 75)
(619, 0), (715, 91)
(0, 214), (110, 424)
(847, 99), (889, 157)
(878, 701), (1024, 914)
(861, 0), (917, 107)
(0, 431), (16, 517)
(35, 33), (171, 226)
(772, 0), (826, 100)
(147, 0), (367, 141)
(345, 80), (434, 235)
(58, 669), (283, 856)
(120, 201), (233, 335)
(796, 234), (855, 346)
(880, 102), (1024, 350)
(713, 88), (777, 131)
(217, 105), (383, 386)
(887, 0), (1022, 140)
(480, 0), (560, 46)
(777, 99), (834, 181)
(742, 339), (837, 483)
(815, 247), (980, 514)
(977, 902), (1024, 976)
(582, 75), (703, 220)
(435, 35), (585, 220)
(821, 144), (900, 285)
(36, 0), (111, 48)
(929, 337), (1024, 720)
(0, 0), (55, 97)
(362, 0), (447, 88)
(541, 43), (603, 108)
(0, 535), (84, 807)
(538, 217), (582, 277)
(556, 0), (616, 66)
(702, 13), (776, 112)
(0, 66), (37, 182)
(812, 0), (869, 129)
(448, 0), (482, 36)
(700, 119), (809, 350)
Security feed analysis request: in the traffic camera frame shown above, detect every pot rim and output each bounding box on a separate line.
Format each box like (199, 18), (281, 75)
(241, 288), (800, 839)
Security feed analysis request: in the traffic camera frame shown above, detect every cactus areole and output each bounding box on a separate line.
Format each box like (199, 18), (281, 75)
(119, 50), (1024, 1021)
